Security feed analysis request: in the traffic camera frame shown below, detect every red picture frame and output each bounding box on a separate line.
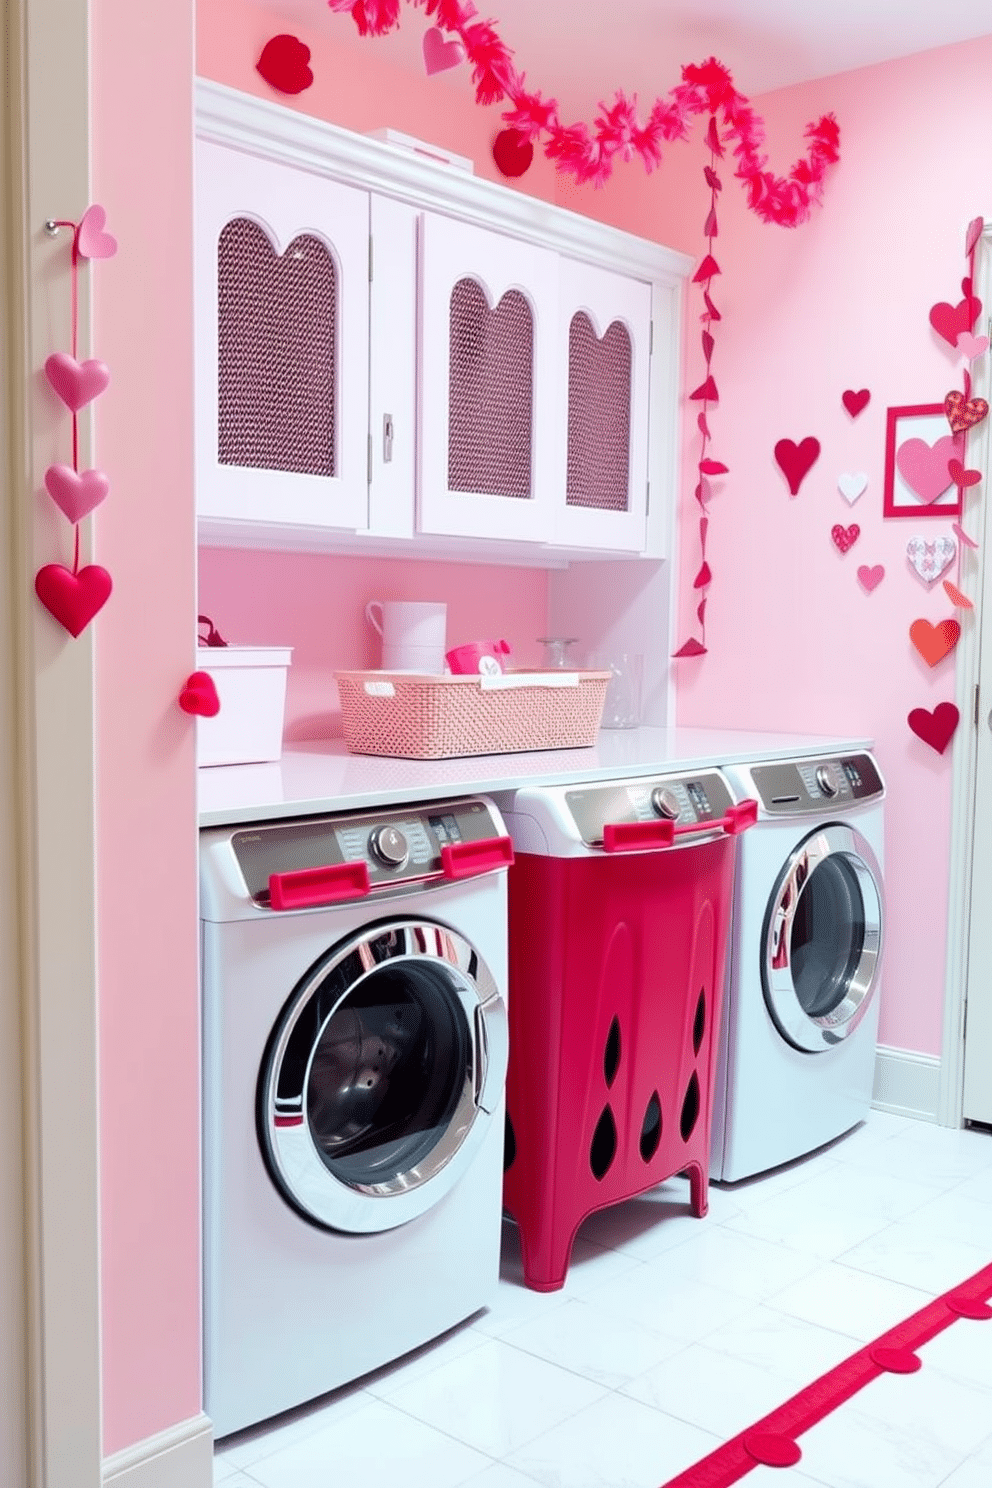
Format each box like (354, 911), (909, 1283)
(883, 403), (964, 519)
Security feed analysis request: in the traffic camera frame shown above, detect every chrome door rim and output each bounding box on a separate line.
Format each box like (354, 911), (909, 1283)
(259, 918), (506, 1233)
(761, 823), (884, 1052)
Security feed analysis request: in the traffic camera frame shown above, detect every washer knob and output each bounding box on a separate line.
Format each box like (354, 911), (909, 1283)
(815, 764), (838, 798)
(368, 824), (409, 869)
(651, 787), (681, 821)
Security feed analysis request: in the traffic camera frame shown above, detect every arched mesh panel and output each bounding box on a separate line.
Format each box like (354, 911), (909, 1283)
(447, 278), (533, 498)
(566, 313), (632, 511)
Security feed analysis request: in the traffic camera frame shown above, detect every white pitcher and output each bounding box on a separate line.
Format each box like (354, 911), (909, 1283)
(365, 600), (447, 673)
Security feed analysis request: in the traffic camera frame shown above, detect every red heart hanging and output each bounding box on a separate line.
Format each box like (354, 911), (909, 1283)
(673, 638), (707, 658)
(693, 561), (712, 588)
(702, 290), (721, 321)
(44, 463), (110, 523)
(944, 389), (989, 434)
(907, 702), (959, 754)
(842, 388), (870, 418)
(703, 206), (718, 238)
(696, 599), (707, 626)
(256, 34), (313, 94)
(689, 375), (718, 403)
(492, 129), (533, 177)
(699, 458), (728, 476)
(705, 116), (724, 156)
(35, 563), (112, 637)
(697, 412), (710, 437)
(943, 580), (974, 609)
(693, 254), (720, 283)
(44, 353), (110, 413)
(966, 217), (984, 255)
(178, 671), (221, 718)
(75, 204), (117, 260)
(909, 617), (961, 667)
(703, 166), (722, 191)
(831, 523), (859, 554)
(930, 298), (981, 346)
(701, 330), (714, 362)
(774, 437), (820, 496)
(948, 458), (982, 488)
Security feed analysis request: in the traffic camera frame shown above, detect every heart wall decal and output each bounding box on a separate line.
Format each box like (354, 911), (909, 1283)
(906, 535), (956, 586)
(895, 434), (961, 504)
(945, 389), (989, 435)
(857, 564), (885, 593)
(774, 436), (820, 496)
(35, 563), (112, 637)
(842, 388), (870, 418)
(930, 297), (981, 347)
(909, 617), (961, 667)
(908, 702), (959, 754)
(831, 523), (859, 554)
(256, 34), (314, 94)
(838, 472), (868, 504)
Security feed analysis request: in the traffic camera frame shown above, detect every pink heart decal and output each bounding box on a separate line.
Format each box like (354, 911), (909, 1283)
(952, 521), (980, 549)
(838, 472), (868, 504)
(43, 463), (110, 523)
(966, 217), (984, 255)
(906, 535), (956, 585)
(178, 671), (221, 718)
(956, 331), (989, 361)
(857, 564), (884, 592)
(943, 580), (974, 610)
(842, 388), (870, 418)
(45, 353), (110, 413)
(908, 702), (959, 755)
(831, 523), (859, 554)
(75, 204), (117, 260)
(895, 434), (961, 503)
(34, 563), (112, 637)
(774, 436), (820, 496)
(422, 26), (465, 74)
(947, 458), (982, 488)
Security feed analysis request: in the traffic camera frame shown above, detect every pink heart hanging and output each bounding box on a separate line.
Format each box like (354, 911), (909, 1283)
(838, 472), (868, 504)
(75, 204), (118, 260)
(774, 437), (820, 496)
(831, 523), (859, 554)
(422, 26), (465, 74)
(966, 217), (984, 255)
(895, 434), (961, 503)
(857, 564), (885, 592)
(956, 331), (989, 361)
(45, 353), (110, 413)
(943, 579), (974, 609)
(906, 535), (956, 585)
(43, 463), (110, 524)
(34, 563), (112, 637)
(842, 388), (871, 418)
(952, 521), (980, 549)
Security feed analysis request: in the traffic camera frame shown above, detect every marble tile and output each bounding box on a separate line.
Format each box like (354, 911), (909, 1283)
(580, 1263), (755, 1342)
(836, 1222), (991, 1296)
(498, 1296), (685, 1388)
(720, 1184), (893, 1259)
(212, 1379), (370, 1470)
(854, 1364), (992, 1456)
(702, 1303), (859, 1383)
(917, 1314), (992, 1391)
(620, 1341), (797, 1439)
(765, 1261), (932, 1341)
(364, 1317), (490, 1400)
(796, 1403), (968, 1488)
(647, 1225), (821, 1301)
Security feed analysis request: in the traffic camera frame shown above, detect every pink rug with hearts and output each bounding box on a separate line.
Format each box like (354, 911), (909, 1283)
(659, 1259), (992, 1487)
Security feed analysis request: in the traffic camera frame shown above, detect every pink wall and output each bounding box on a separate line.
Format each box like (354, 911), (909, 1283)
(92, 0), (200, 1456)
(674, 37), (992, 1055)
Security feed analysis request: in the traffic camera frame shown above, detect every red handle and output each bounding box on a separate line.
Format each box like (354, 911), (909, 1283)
(670, 797), (759, 841)
(441, 835), (515, 880)
(603, 798), (758, 854)
(268, 860), (371, 910)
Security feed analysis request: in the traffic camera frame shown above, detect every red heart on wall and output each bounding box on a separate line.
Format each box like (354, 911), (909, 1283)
(909, 617), (961, 667)
(831, 523), (859, 554)
(947, 458), (982, 488)
(492, 129), (534, 177)
(930, 297), (981, 346)
(178, 671), (221, 718)
(256, 35), (313, 94)
(35, 563), (112, 637)
(774, 437), (820, 496)
(842, 388), (870, 418)
(907, 702), (959, 754)
(945, 389), (989, 434)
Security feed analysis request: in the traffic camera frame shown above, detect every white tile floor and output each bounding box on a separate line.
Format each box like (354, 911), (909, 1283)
(214, 1112), (992, 1488)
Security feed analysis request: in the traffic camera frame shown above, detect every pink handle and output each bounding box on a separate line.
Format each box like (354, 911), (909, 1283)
(269, 860), (371, 910)
(441, 835), (515, 879)
(602, 798), (758, 854)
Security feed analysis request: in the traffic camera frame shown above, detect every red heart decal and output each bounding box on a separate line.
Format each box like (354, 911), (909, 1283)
(945, 389), (989, 434)
(673, 638), (707, 658)
(693, 254), (720, 283)
(492, 129), (533, 178)
(774, 436), (820, 496)
(895, 434), (961, 503)
(909, 617), (961, 667)
(422, 26), (465, 74)
(44, 463), (110, 523)
(35, 563), (112, 637)
(256, 34), (313, 94)
(908, 702), (959, 754)
(178, 670), (221, 718)
(947, 458), (982, 488)
(930, 298), (981, 346)
(842, 388), (870, 418)
(857, 564), (884, 592)
(75, 204), (117, 260)
(45, 353), (111, 413)
(831, 523), (859, 554)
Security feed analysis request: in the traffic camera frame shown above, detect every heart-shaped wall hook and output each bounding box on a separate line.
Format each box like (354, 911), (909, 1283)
(75, 204), (117, 260)
(35, 563), (112, 637)
(909, 617), (961, 667)
(44, 352), (110, 413)
(178, 671), (221, 718)
(44, 463), (110, 523)
(423, 26), (465, 74)
(774, 436), (820, 496)
(256, 34), (314, 94)
(908, 702), (959, 754)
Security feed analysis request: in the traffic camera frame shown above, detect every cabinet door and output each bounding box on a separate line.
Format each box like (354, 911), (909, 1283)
(195, 141), (370, 531)
(555, 259), (652, 553)
(418, 213), (559, 543)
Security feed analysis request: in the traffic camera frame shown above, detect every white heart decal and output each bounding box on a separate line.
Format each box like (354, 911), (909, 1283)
(838, 472), (868, 504)
(906, 535), (956, 585)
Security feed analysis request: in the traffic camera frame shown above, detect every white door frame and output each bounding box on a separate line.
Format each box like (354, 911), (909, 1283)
(4, 0), (104, 1483)
(939, 221), (992, 1128)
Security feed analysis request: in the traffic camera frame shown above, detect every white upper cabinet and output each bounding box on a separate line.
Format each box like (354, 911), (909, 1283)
(195, 140), (371, 532)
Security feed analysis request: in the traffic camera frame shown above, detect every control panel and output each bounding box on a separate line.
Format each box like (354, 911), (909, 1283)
(563, 769), (735, 845)
(231, 797), (502, 903)
(749, 754), (883, 815)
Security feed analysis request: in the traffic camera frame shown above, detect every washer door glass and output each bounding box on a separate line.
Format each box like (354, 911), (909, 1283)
(260, 919), (507, 1233)
(762, 824), (883, 1052)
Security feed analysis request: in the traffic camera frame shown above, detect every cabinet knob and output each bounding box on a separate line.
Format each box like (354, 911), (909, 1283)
(383, 413), (394, 464)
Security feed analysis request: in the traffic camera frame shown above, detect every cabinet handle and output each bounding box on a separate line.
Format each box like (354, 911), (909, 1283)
(383, 413), (394, 464)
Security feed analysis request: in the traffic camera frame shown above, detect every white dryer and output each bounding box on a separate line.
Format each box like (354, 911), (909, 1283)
(711, 751), (885, 1182)
(200, 797), (512, 1438)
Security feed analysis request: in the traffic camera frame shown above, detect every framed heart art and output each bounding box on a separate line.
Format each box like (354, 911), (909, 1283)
(883, 403), (965, 518)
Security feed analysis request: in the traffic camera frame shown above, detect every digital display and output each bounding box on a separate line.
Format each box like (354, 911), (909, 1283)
(686, 782), (711, 816)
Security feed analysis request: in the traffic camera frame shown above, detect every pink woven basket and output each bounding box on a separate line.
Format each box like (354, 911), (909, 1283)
(335, 670), (611, 759)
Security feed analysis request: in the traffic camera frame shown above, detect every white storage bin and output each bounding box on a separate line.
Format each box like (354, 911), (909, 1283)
(196, 646), (292, 767)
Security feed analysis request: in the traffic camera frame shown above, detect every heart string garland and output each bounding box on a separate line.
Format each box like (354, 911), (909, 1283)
(36, 207), (116, 638)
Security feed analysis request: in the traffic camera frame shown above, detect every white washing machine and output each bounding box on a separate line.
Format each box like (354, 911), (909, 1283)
(711, 750), (885, 1182)
(200, 796), (512, 1439)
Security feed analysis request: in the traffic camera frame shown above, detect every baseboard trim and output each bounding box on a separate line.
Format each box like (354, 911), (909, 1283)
(102, 1413), (213, 1488)
(872, 1044), (941, 1123)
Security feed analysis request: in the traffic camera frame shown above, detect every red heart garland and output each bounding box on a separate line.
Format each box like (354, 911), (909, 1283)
(774, 437), (820, 496)
(703, 166), (722, 191)
(831, 523), (859, 554)
(907, 702), (959, 754)
(700, 458), (729, 476)
(693, 254), (720, 283)
(966, 217), (984, 256)
(948, 458), (982, 488)
(944, 389), (989, 435)
(492, 129), (533, 177)
(256, 34), (314, 94)
(673, 638), (707, 658)
(693, 561), (712, 588)
(35, 563), (112, 637)
(689, 376), (718, 403)
(929, 298), (978, 346)
(842, 388), (870, 418)
(178, 671), (221, 718)
(703, 206), (718, 238)
(701, 330), (714, 362)
(702, 290), (721, 321)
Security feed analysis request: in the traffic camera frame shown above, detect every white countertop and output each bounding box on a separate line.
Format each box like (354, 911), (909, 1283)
(198, 726), (873, 826)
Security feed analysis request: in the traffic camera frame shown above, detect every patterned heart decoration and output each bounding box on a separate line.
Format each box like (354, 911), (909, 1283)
(857, 564), (885, 592)
(774, 436), (820, 496)
(34, 563), (112, 637)
(75, 204), (117, 260)
(909, 617), (961, 667)
(44, 353), (111, 413)
(895, 435), (960, 503)
(492, 129), (534, 177)
(838, 472), (868, 504)
(178, 671), (221, 718)
(943, 580), (974, 609)
(423, 26), (465, 73)
(906, 535), (956, 585)
(256, 34), (313, 94)
(831, 523), (859, 554)
(908, 702), (959, 754)
(43, 464), (110, 524)
(945, 389), (989, 435)
(842, 388), (870, 418)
